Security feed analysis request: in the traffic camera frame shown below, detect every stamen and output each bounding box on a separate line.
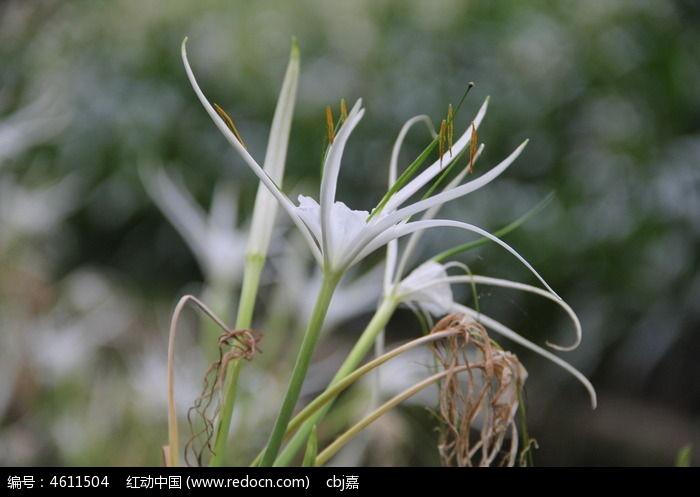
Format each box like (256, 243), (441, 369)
(467, 123), (478, 174)
(455, 82), (475, 114)
(339, 98), (348, 122)
(325, 105), (335, 144)
(213, 102), (247, 149)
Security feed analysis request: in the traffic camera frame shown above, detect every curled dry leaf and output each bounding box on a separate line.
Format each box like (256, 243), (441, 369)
(185, 328), (263, 467)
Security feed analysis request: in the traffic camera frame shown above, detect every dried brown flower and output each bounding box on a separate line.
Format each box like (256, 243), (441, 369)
(430, 313), (527, 467)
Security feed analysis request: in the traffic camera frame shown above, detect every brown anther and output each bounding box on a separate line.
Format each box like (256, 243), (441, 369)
(467, 123), (478, 174)
(339, 98), (348, 122)
(447, 104), (454, 155)
(214, 103), (247, 149)
(325, 105), (335, 144)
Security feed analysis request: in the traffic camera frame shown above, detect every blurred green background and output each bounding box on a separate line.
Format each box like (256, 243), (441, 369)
(1, 0), (698, 466)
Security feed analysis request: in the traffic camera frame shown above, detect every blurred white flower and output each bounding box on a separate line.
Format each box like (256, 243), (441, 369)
(0, 175), (81, 248)
(141, 167), (247, 289)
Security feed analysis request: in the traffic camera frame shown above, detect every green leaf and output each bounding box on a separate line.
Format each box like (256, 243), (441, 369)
(302, 425), (318, 467)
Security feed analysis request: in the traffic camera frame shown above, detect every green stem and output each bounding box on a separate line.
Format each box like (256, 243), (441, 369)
(272, 296), (398, 466)
(250, 326), (462, 467)
(259, 271), (342, 466)
(315, 365), (470, 466)
(209, 253), (265, 467)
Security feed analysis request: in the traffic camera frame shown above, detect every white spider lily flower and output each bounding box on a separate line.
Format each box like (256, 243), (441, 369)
(182, 39), (553, 286)
(141, 167), (247, 288)
(392, 261), (596, 407)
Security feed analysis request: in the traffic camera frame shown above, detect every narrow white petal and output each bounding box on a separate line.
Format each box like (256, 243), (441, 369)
(347, 218), (559, 299)
(383, 97), (489, 213)
(453, 303), (597, 408)
(181, 38), (321, 264)
(320, 100), (364, 262)
(248, 40), (300, 256)
(388, 115), (436, 185)
(408, 274), (581, 350)
(384, 115), (436, 287)
(362, 140), (528, 253)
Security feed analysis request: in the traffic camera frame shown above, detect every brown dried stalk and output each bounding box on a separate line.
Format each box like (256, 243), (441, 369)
(430, 313), (527, 467)
(165, 294), (261, 467)
(185, 327), (262, 467)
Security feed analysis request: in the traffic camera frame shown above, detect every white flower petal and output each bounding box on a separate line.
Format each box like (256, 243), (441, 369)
(294, 195), (323, 244)
(407, 274), (581, 350)
(452, 303), (597, 408)
(385, 115), (437, 287)
(294, 195), (371, 268)
(348, 218), (560, 299)
(321, 100), (365, 261)
(393, 143), (485, 284)
(358, 139), (528, 256)
(388, 115), (436, 184)
(396, 261), (454, 316)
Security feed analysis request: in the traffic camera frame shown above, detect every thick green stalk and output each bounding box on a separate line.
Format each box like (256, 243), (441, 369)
(272, 296), (398, 466)
(209, 253), (265, 467)
(259, 272), (341, 466)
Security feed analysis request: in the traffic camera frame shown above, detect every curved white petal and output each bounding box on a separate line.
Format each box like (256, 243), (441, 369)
(383, 97), (489, 213)
(388, 115), (436, 185)
(385, 114), (436, 288)
(294, 195), (323, 244)
(248, 40), (300, 256)
(181, 38), (321, 264)
(359, 140), (528, 255)
(406, 274), (580, 350)
(452, 303), (597, 408)
(321, 100), (364, 262)
(347, 218), (560, 299)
